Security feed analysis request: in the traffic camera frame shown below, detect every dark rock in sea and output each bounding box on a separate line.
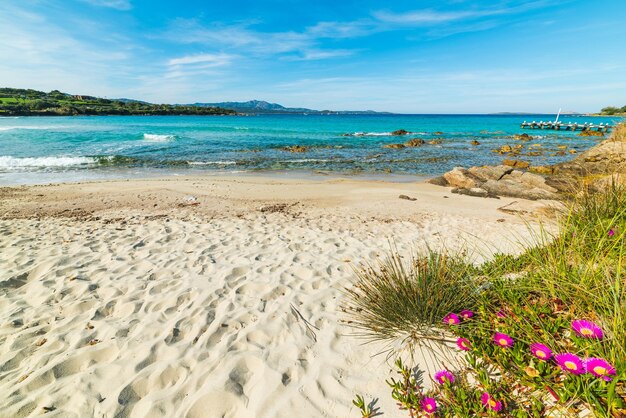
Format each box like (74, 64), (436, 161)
(502, 159), (530, 169)
(433, 131), (444, 135)
(383, 143), (406, 149)
(428, 139), (443, 145)
(514, 133), (533, 141)
(577, 130), (604, 137)
(281, 145), (309, 153)
(405, 138), (426, 147)
(391, 129), (411, 136)
(399, 194), (417, 201)
(471, 140), (481, 146)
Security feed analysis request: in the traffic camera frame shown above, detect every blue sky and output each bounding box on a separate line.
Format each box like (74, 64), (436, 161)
(1, 0), (625, 113)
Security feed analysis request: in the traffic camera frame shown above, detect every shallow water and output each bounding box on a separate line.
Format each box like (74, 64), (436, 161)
(0, 114), (621, 185)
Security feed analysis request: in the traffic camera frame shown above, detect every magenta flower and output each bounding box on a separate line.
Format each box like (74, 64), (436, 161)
(572, 319), (603, 339)
(530, 343), (553, 361)
(443, 313), (460, 325)
(608, 229), (615, 237)
(493, 332), (514, 348)
(456, 337), (471, 351)
(481, 392), (503, 412)
(585, 358), (617, 381)
(496, 309), (507, 318)
(460, 309), (474, 319)
(421, 397), (437, 414)
(434, 370), (455, 385)
(555, 353), (585, 375)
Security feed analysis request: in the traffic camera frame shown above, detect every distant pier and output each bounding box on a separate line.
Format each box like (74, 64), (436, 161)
(521, 121), (612, 132)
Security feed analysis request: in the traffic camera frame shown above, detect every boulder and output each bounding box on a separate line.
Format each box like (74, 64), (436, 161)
(281, 145), (308, 153)
(383, 143), (406, 149)
(471, 140), (481, 146)
(482, 179), (559, 201)
(514, 133), (533, 141)
(451, 187), (494, 198)
(405, 138), (425, 147)
(428, 176), (449, 186)
(468, 165), (513, 182)
(588, 173), (626, 193)
(391, 129), (410, 136)
(428, 139), (442, 145)
(502, 159), (530, 169)
(443, 167), (480, 189)
(433, 131), (444, 135)
(577, 130), (604, 137)
(529, 165), (556, 175)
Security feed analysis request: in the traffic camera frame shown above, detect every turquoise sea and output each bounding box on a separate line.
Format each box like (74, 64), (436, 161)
(0, 114), (622, 185)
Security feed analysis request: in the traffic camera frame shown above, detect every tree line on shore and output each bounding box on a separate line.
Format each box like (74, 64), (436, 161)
(599, 105), (626, 115)
(0, 88), (236, 116)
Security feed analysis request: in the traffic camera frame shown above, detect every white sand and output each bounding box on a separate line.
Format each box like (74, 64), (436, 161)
(0, 176), (556, 417)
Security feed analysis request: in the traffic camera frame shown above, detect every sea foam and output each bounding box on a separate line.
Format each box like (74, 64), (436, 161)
(0, 156), (95, 169)
(143, 133), (176, 142)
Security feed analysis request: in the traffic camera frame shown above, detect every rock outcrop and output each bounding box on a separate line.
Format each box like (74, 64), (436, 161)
(431, 165), (559, 200)
(429, 123), (626, 200)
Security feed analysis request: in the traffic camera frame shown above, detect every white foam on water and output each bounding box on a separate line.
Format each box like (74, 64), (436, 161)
(143, 133), (176, 142)
(0, 156), (95, 169)
(187, 161), (237, 165)
(280, 159), (331, 163)
(0, 124), (87, 131)
(345, 131), (427, 137)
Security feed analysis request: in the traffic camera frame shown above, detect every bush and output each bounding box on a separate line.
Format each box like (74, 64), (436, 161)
(347, 185), (626, 416)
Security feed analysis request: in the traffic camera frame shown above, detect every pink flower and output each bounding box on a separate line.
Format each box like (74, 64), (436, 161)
(496, 310), (507, 318)
(493, 332), (514, 348)
(481, 392), (503, 412)
(421, 397), (437, 414)
(555, 353), (585, 375)
(585, 358), (617, 381)
(460, 309), (474, 319)
(434, 370), (455, 385)
(571, 320), (603, 339)
(530, 343), (553, 361)
(608, 229), (615, 237)
(456, 337), (471, 351)
(443, 313), (460, 325)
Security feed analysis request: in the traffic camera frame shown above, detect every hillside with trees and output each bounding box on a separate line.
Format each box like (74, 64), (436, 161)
(599, 105), (626, 116)
(0, 88), (236, 116)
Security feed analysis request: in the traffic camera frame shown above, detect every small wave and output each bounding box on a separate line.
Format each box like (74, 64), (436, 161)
(343, 131), (427, 137)
(187, 161), (237, 166)
(143, 133), (176, 142)
(279, 159), (331, 163)
(0, 156), (95, 169)
(0, 125), (57, 131)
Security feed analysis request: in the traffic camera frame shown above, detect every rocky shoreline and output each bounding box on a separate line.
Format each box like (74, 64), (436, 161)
(429, 123), (626, 200)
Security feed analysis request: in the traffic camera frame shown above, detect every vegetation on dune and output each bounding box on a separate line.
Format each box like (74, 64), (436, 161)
(0, 88), (236, 116)
(347, 185), (626, 417)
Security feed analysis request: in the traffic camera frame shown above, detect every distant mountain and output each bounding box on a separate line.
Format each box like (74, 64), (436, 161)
(191, 100), (387, 115)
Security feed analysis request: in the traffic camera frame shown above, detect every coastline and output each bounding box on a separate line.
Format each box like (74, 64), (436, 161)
(0, 175), (555, 417)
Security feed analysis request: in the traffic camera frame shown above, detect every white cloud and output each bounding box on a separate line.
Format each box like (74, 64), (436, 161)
(168, 53), (234, 67)
(81, 0), (132, 10)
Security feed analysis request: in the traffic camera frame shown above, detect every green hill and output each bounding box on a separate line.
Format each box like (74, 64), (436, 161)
(0, 88), (236, 116)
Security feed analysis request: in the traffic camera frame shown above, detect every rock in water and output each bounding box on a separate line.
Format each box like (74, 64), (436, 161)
(383, 143), (406, 149)
(405, 138), (425, 147)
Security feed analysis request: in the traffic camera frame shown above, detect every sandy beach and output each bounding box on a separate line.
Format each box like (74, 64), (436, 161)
(0, 176), (557, 417)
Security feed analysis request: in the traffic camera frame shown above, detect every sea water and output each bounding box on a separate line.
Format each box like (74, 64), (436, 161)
(0, 114), (622, 185)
